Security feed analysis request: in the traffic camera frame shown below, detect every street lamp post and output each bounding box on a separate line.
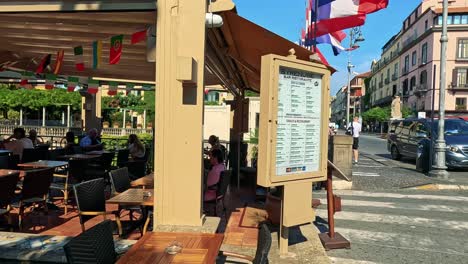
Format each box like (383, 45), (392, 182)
(430, 0), (449, 178)
(345, 27), (364, 127)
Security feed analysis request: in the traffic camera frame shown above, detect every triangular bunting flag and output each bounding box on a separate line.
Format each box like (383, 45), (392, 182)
(45, 74), (57, 90)
(74, 46), (85, 71)
(88, 79), (100, 94)
(108, 81), (118, 96)
(92, 40), (102, 69)
(131, 29), (147, 44)
(20, 71), (34, 88)
(110, 35), (124, 64)
(67, 77), (79, 92)
(36, 54), (51, 74)
(54, 50), (65, 74)
(126, 83), (134, 95)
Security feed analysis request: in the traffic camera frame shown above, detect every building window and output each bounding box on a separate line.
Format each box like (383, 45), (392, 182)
(412, 51), (417, 66)
(453, 15), (461, 24)
(457, 39), (468, 59)
(455, 98), (467, 110)
(204, 91), (219, 104)
(404, 55), (409, 72)
(454, 68), (468, 87)
(424, 20), (428, 30)
(438, 16), (443, 25)
(402, 79), (409, 95)
(410, 76), (416, 91)
(462, 15), (468, 24)
(421, 43), (428, 64)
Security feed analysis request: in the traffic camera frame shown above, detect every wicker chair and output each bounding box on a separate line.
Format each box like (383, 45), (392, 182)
(204, 170), (231, 216)
(116, 149), (130, 168)
(109, 167), (140, 228)
(0, 171), (20, 230)
(219, 223), (272, 264)
(13, 168), (55, 230)
(50, 159), (86, 215)
(63, 219), (117, 264)
(73, 178), (122, 236)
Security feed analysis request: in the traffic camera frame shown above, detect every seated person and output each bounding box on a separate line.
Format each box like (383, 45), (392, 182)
(204, 149), (225, 202)
(1, 128), (34, 160)
(79, 128), (103, 151)
(28, 129), (42, 146)
(64, 131), (78, 154)
(128, 134), (146, 160)
(204, 135), (226, 162)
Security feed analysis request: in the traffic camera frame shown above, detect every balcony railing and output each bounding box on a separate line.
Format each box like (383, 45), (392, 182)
(402, 67), (409, 76)
(384, 78), (390, 85)
(392, 74), (398, 81)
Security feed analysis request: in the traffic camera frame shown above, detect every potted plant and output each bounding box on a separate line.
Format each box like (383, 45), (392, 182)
(137, 124), (143, 129)
(113, 122), (120, 128)
(125, 122), (132, 128)
(103, 121), (110, 128)
(147, 122), (153, 129)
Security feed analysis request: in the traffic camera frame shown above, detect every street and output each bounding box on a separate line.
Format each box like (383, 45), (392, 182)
(315, 134), (468, 264)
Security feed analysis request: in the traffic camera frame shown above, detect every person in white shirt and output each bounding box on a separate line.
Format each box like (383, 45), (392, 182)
(348, 116), (362, 164)
(1, 128), (34, 160)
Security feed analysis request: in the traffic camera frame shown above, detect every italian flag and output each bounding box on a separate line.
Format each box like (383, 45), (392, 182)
(45, 74), (56, 90)
(20, 71), (33, 86)
(74, 46), (85, 71)
(108, 81), (118, 96)
(67, 76), (79, 92)
(126, 83), (134, 95)
(88, 79), (99, 94)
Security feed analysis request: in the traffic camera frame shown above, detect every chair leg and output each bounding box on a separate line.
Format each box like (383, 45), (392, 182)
(43, 195), (48, 215)
(143, 215), (151, 235)
(18, 202), (24, 231)
(63, 190), (68, 215)
(115, 215), (123, 237)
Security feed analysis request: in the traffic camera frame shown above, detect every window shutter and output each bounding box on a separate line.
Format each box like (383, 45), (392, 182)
(452, 68), (458, 87)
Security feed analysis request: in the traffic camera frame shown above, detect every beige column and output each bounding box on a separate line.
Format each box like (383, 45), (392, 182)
(81, 90), (102, 132)
(154, 0), (207, 226)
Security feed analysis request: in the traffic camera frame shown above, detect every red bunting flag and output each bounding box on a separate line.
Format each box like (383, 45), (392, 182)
(110, 35), (124, 64)
(45, 74), (56, 90)
(35, 54), (51, 74)
(67, 77), (79, 92)
(88, 79), (99, 94)
(131, 29), (147, 44)
(53, 50), (64, 74)
(108, 82), (118, 96)
(74, 46), (85, 71)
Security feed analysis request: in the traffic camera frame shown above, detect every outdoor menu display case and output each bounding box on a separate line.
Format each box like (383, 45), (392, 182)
(258, 54), (330, 187)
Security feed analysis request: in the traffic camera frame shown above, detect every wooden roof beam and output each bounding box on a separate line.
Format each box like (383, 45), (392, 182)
(0, 1), (156, 13)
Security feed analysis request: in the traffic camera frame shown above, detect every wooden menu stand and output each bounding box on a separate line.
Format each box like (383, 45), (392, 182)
(318, 160), (351, 251)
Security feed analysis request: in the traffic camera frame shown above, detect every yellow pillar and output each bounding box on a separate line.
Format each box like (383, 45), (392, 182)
(81, 90), (102, 132)
(154, 0), (207, 226)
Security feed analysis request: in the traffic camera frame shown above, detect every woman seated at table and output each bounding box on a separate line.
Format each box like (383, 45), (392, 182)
(27, 129), (43, 146)
(204, 149), (225, 202)
(128, 134), (145, 160)
(0, 128), (34, 160)
(64, 131), (78, 154)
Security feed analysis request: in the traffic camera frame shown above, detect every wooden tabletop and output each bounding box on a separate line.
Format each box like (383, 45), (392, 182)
(116, 232), (224, 264)
(57, 154), (101, 160)
(0, 169), (25, 178)
(17, 160), (68, 169)
(131, 173), (154, 188)
(106, 188), (154, 206)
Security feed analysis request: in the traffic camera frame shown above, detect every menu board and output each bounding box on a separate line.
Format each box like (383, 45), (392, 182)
(276, 66), (322, 176)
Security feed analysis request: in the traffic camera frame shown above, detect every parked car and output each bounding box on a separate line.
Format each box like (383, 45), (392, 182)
(387, 118), (468, 169)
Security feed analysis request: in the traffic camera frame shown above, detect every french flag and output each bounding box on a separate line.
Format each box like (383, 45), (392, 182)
(316, 30), (347, 56)
(310, 0), (388, 37)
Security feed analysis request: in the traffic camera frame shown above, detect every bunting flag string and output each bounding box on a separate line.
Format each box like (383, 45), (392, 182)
(108, 81), (118, 95)
(45, 74), (57, 90)
(87, 79), (100, 94)
(67, 76), (79, 92)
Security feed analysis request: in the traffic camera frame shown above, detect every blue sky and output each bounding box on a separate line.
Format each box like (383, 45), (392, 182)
(234, 0), (422, 95)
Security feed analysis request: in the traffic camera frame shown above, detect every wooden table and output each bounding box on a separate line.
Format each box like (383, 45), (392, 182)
(0, 169), (25, 178)
(17, 160), (68, 169)
(107, 188), (154, 206)
(131, 173), (154, 188)
(85, 150), (112, 155)
(57, 154), (101, 160)
(116, 232), (224, 264)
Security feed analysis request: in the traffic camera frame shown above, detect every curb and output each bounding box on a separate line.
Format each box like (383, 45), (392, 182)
(411, 184), (468, 191)
(333, 179), (353, 190)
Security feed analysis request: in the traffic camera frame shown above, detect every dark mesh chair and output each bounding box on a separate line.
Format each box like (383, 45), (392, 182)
(21, 148), (49, 163)
(50, 159), (86, 215)
(13, 168), (55, 230)
(116, 149), (130, 168)
(63, 220), (117, 264)
(0, 155), (9, 169)
(73, 178), (122, 235)
(87, 152), (115, 180)
(72, 145), (83, 154)
(8, 155), (20, 170)
(109, 167), (139, 223)
(48, 148), (66, 161)
(219, 223), (272, 264)
(0, 172), (20, 230)
(204, 170), (231, 216)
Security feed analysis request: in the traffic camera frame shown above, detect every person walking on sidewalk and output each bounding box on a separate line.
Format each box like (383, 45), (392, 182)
(347, 116), (362, 164)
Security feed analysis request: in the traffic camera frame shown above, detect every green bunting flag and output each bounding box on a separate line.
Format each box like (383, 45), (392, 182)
(45, 74), (56, 90)
(108, 81), (118, 95)
(88, 79), (100, 94)
(67, 77), (79, 92)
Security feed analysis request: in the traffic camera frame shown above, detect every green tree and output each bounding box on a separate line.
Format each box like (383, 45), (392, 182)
(362, 107), (391, 123)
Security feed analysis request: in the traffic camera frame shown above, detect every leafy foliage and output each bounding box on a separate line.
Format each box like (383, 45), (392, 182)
(100, 134), (153, 150)
(362, 107), (391, 122)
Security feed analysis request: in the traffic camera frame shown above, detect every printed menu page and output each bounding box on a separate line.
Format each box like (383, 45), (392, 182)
(276, 66), (322, 176)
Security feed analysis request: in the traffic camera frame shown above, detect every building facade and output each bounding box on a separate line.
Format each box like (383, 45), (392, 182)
(369, 0), (468, 116)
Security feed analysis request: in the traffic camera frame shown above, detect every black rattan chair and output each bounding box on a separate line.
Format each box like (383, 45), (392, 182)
(116, 149), (129, 168)
(63, 219), (117, 264)
(13, 168), (55, 230)
(0, 171), (20, 230)
(73, 178), (122, 236)
(109, 167), (139, 224)
(0, 155), (9, 169)
(219, 223), (272, 264)
(21, 148), (49, 163)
